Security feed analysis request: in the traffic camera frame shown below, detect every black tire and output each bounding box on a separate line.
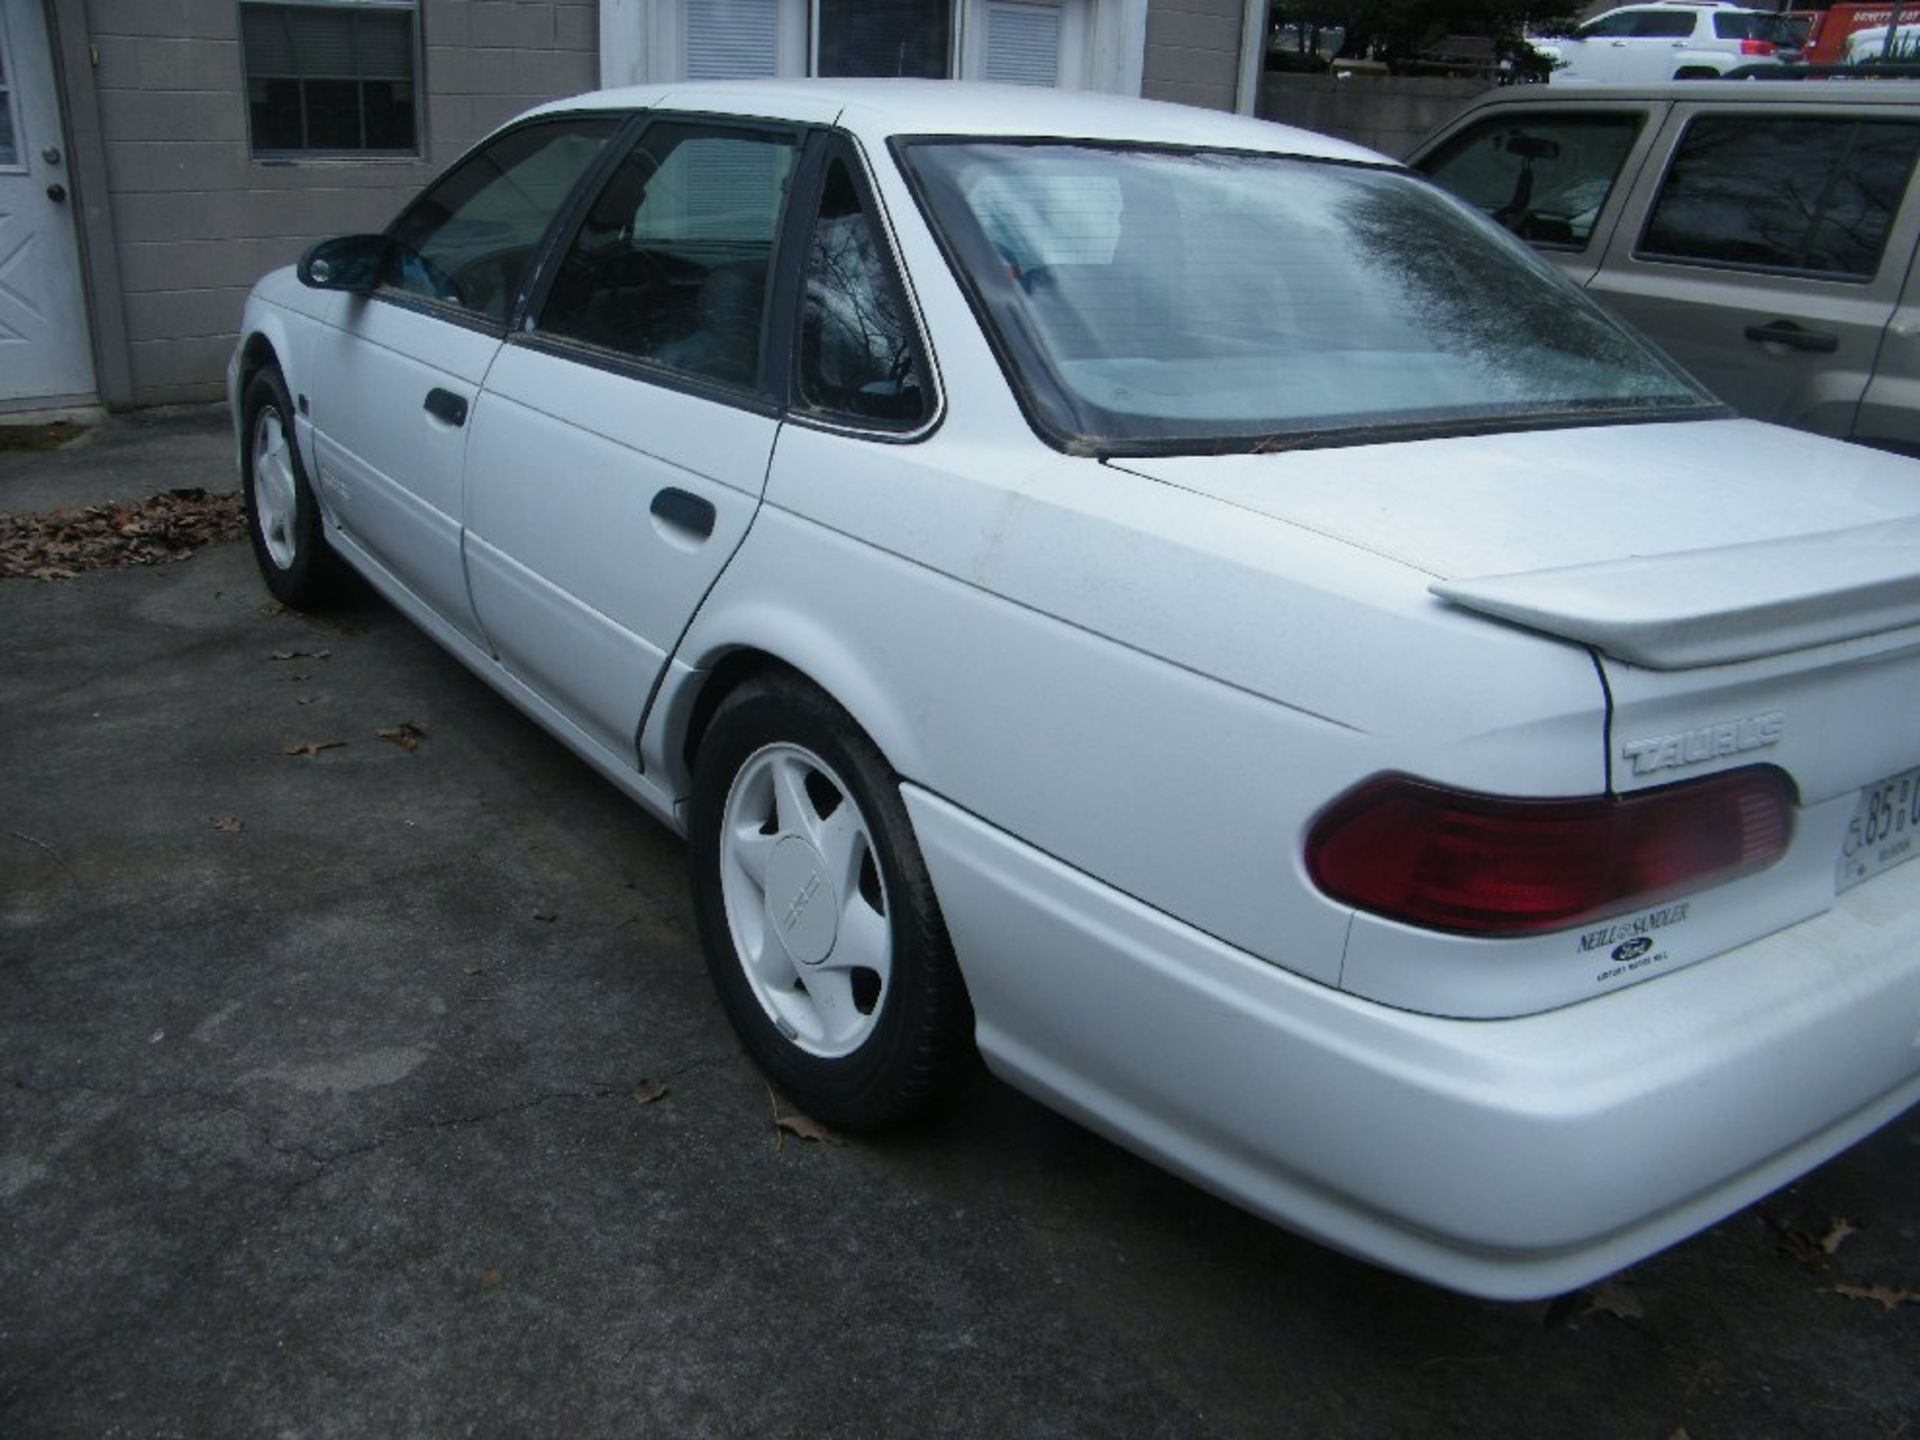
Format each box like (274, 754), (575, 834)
(687, 672), (972, 1130)
(241, 364), (343, 609)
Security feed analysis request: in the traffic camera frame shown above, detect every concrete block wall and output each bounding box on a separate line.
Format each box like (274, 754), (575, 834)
(1257, 73), (1491, 159)
(77, 0), (598, 406)
(1141, 0), (1245, 112)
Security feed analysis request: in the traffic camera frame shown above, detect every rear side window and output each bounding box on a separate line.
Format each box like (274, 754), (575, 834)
(1417, 112), (1644, 249)
(536, 122), (799, 387)
(1639, 116), (1920, 280)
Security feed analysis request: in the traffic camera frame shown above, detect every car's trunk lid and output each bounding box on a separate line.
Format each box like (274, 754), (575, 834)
(1114, 417), (1920, 807)
(1109, 419), (1920, 598)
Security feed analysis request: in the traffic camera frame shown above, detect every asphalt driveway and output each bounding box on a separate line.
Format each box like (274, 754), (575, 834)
(2, 410), (1916, 1437)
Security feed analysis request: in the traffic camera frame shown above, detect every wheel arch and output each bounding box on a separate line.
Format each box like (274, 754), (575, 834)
(652, 609), (934, 813)
(237, 330), (282, 397)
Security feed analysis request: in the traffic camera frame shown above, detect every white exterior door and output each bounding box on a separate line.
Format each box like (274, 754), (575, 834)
(0, 0), (94, 408)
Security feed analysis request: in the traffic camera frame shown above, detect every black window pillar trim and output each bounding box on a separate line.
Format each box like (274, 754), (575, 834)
(506, 111), (653, 335)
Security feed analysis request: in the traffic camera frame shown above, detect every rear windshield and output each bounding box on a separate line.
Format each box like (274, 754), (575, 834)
(899, 141), (1715, 454)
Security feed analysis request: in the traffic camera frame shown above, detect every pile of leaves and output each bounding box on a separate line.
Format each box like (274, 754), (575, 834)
(0, 487), (246, 581)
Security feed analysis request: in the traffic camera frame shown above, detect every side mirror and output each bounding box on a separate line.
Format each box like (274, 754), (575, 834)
(297, 234), (393, 292)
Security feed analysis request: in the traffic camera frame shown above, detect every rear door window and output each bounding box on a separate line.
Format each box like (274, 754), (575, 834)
(1417, 112), (1645, 248)
(534, 121), (799, 388)
(1638, 116), (1920, 280)
(1630, 12), (1695, 36)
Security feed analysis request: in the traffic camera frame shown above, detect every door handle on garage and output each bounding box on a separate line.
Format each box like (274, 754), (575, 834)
(424, 388), (469, 426)
(650, 487), (715, 540)
(1743, 321), (1839, 355)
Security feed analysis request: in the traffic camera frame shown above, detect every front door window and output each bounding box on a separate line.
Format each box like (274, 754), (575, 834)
(384, 117), (621, 325)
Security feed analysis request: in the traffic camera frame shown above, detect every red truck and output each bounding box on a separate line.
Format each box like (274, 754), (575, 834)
(1803, 3), (1920, 63)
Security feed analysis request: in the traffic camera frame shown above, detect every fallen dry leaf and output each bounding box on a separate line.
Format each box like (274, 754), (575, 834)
(482, 1269), (504, 1289)
(1586, 1280), (1645, 1320)
(767, 1085), (842, 1147)
(631, 1079), (669, 1105)
(211, 815), (243, 833)
(282, 740), (346, 758)
(1831, 1283), (1918, 1313)
(1820, 1219), (1861, 1256)
(0, 488), (242, 580)
(375, 722), (427, 753)
(775, 1110), (842, 1145)
(267, 649), (331, 662)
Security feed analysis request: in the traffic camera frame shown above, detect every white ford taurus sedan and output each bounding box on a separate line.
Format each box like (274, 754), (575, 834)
(230, 80), (1920, 1300)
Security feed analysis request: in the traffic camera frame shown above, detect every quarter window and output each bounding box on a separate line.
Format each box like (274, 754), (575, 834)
(1639, 117), (1920, 280)
(384, 118), (620, 324)
(537, 124), (799, 387)
(798, 156), (929, 427)
(1417, 113), (1644, 249)
(239, 0), (420, 156)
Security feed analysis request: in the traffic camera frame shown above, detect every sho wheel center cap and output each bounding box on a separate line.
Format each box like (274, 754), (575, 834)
(767, 835), (836, 966)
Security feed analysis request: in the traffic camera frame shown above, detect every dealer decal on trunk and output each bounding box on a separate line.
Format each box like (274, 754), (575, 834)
(1580, 902), (1691, 984)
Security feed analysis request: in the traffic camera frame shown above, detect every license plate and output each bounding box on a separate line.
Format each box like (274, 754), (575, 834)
(1837, 763), (1920, 893)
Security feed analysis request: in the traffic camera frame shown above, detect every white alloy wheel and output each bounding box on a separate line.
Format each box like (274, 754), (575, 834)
(718, 741), (892, 1058)
(250, 404), (300, 571)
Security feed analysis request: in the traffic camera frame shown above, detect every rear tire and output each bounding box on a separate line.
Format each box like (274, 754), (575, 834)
(687, 672), (972, 1130)
(242, 364), (343, 609)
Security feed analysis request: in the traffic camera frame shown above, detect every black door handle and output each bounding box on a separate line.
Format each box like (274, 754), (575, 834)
(650, 487), (715, 539)
(424, 388), (468, 426)
(1743, 321), (1839, 354)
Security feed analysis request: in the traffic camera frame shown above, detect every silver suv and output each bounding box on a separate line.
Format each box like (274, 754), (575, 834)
(1410, 81), (1920, 453)
(1531, 3), (1789, 82)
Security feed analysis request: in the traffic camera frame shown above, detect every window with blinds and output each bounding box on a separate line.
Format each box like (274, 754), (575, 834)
(982, 2), (1061, 86)
(685, 0), (781, 79)
(240, 1), (419, 155)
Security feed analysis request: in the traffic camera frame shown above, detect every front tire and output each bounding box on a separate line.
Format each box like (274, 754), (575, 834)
(242, 364), (342, 608)
(688, 673), (972, 1130)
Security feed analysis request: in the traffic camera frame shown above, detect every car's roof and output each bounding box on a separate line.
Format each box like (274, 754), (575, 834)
(1451, 78), (1920, 105)
(525, 79), (1385, 165)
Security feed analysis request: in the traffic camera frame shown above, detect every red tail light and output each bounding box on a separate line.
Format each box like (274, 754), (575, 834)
(1306, 769), (1793, 938)
(1741, 37), (1778, 54)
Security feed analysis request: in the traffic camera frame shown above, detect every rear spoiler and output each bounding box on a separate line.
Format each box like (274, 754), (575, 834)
(1431, 516), (1920, 669)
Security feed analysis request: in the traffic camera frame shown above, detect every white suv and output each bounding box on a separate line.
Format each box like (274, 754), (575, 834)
(1533, 2), (1788, 82)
